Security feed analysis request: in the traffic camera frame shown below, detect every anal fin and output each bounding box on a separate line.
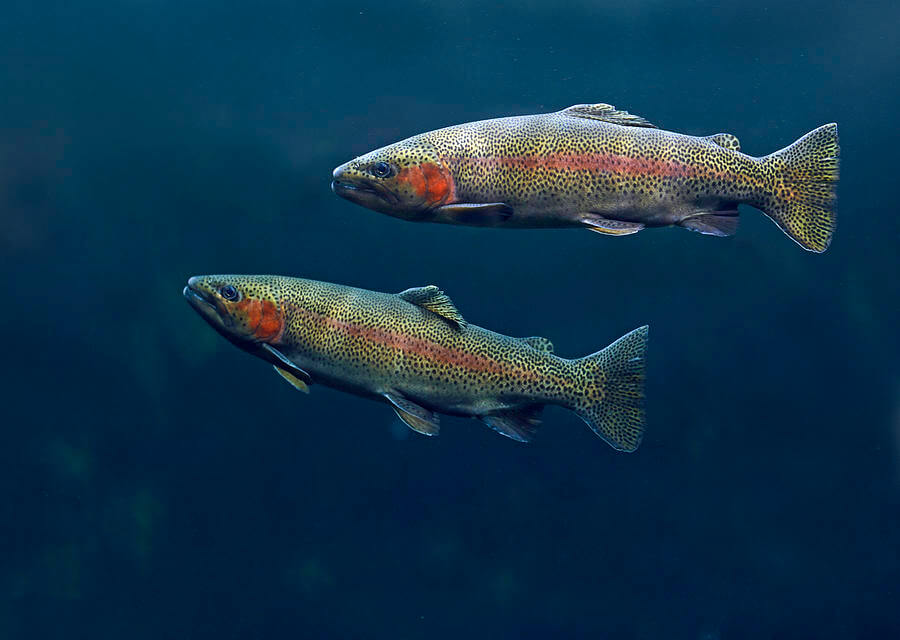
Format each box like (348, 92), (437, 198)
(679, 210), (740, 237)
(481, 405), (543, 443)
(581, 214), (644, 236)
(383, 392), (440, 436)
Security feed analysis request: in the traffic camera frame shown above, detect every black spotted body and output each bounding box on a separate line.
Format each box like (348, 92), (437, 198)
(272, 277), (575, 415)
(426, 112), (762, 228)
(333, 103), (839, 252)
(185, 274), (649, 450)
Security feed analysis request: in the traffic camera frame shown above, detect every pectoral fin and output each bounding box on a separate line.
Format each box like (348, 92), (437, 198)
(581, 214), (645, 236)
(273, 365), (310, 393)
(261, 344), (312, 383)
(383, 392), (440, 436)
(434, 202), (514, 226)
(481, 405), (543, 443)
(679, 210), (740, 237)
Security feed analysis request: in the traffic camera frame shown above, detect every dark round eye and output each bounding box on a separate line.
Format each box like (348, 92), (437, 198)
(219, 285), (238, 301)
(371, 161), (393, 178)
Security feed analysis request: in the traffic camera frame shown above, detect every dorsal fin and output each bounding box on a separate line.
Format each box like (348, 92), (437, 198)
(397, 285), (466, 329)
(560, 103), (657, 128)
(705, 133), (741, 151)
(521, 336), (554, 353)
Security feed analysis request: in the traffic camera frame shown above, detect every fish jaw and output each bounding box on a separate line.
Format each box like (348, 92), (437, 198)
(331, 160), (404, 216)
(184, 277), (226, 329)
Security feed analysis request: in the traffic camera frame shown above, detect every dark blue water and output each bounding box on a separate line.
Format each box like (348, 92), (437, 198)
(3, 1), (898, 638)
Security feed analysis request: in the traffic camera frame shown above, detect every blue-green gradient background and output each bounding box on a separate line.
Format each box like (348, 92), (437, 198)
(2, 1), (898, 638)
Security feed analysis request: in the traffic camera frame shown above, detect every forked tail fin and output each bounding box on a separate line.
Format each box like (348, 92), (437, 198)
(570, 326), (648, 452)
(758, 123), (840, 252)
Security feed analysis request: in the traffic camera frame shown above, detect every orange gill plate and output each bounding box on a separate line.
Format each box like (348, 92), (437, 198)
(237, 298), (284, 342)
(397, 162), (455, 206)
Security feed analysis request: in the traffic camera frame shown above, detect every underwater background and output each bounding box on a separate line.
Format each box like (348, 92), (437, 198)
(2, 0), (899, 638)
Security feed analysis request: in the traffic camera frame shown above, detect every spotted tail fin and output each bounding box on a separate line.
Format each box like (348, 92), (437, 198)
(758, 123), (840, 252)
(570, 326), (648, 452)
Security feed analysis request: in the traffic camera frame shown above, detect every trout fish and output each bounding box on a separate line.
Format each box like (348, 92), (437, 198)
(184, 275), (648, 450)
(332, 103), (839, 252)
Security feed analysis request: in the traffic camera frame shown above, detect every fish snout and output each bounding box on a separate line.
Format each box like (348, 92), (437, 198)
(184, 275), (214, 302)
(184, 277), (220, 323)
(331, 162), (358, 195)
(331, 161), (387, 208)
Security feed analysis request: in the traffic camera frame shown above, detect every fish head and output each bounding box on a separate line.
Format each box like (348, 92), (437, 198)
(331, 136), (455, 220)
(184, 275), (286, 348)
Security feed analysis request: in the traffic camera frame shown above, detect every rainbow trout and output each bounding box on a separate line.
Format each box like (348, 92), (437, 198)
(332, 103), (839, 252)
(184, 275), (648, 450)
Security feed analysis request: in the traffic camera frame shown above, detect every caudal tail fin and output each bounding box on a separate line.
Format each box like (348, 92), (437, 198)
(570, 325), (648, 452)
(758, 123), (840, 252)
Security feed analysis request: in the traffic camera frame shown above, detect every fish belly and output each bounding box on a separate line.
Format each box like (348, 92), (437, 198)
(397, 380), (536, 418)
(292, 346), (547, 418)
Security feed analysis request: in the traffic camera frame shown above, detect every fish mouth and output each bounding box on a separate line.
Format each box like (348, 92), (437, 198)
(331, 177), (399, 207)
(183, 281), (219, 321)
(331, 179), (375, 196)
(184, 279), (260, 354)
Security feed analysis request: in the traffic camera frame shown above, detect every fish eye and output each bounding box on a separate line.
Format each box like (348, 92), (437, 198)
(370, 161), (394, 179)
(219, 285), (238, 301)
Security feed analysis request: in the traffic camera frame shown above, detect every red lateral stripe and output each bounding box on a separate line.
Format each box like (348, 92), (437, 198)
(292, 305), (537, 380)
(464, 152), (718, 179)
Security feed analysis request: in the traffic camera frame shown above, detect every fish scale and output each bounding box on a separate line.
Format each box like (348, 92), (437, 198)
(332, 103), (839, 251)
(184, 274), (648, 450)
(435, 115), (762, 224)
(277, 279), (568, 405)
